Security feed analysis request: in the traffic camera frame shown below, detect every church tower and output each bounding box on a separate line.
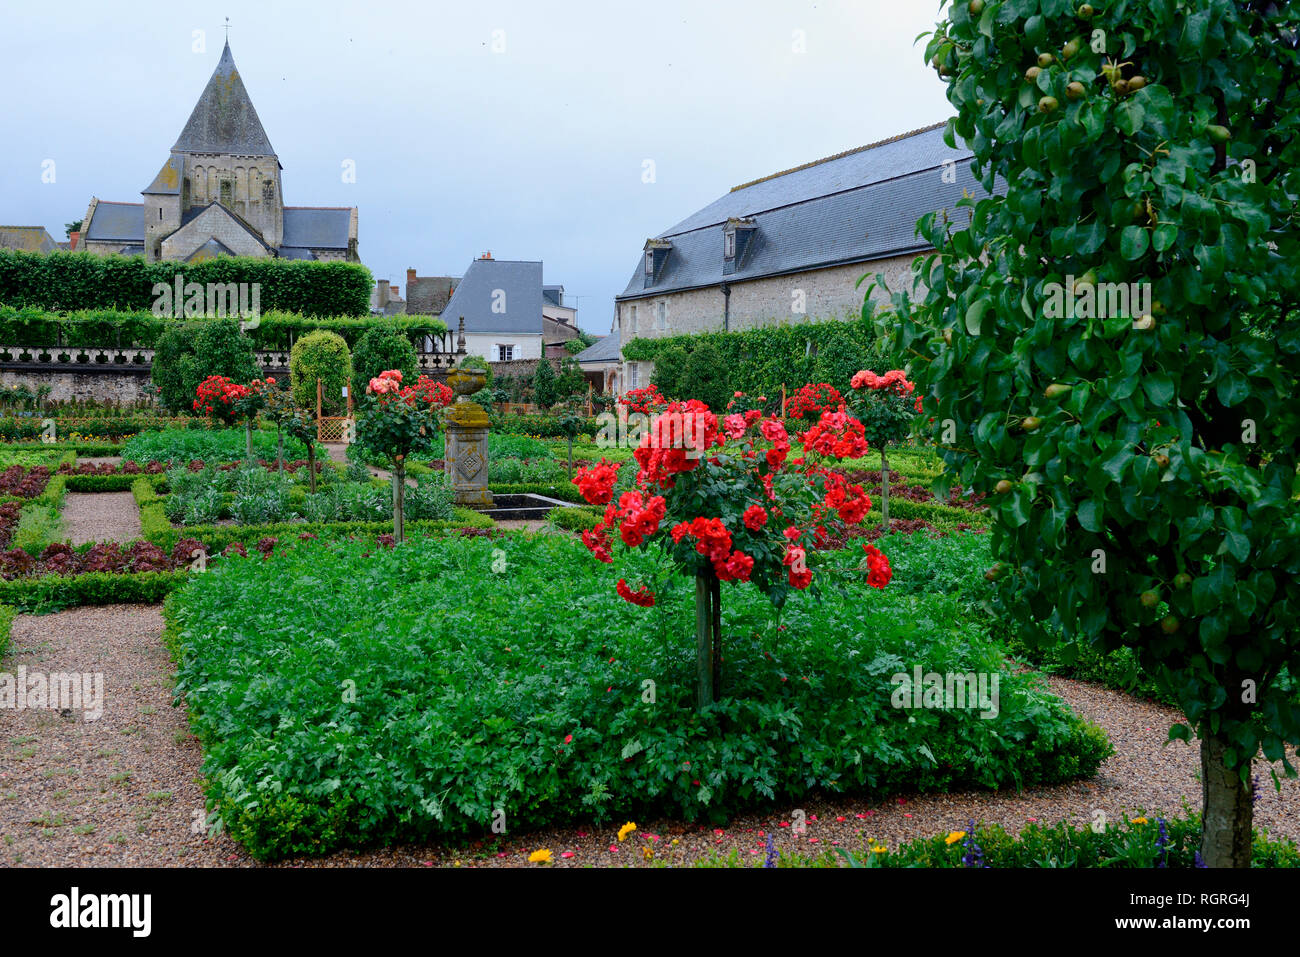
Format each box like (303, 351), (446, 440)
(142, 40), (283, 259)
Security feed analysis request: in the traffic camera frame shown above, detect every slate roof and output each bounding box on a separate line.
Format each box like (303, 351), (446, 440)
(143, 154), (184, 195)
(172, 42), (276, 157)
(84, 202), (145, 242)
(282, 207), (351, 249)
(543, 285), (565, 307)
(617, 123), (987, 300)
(0, 226), (61, 253)
(439, 259), (543, 336)
(184, 238), (235, 261)
(574, 335), (621, 364)
(278, 246), (318, 261)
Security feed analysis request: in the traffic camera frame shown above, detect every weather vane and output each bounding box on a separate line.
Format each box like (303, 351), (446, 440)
(224, 17), (231, 42)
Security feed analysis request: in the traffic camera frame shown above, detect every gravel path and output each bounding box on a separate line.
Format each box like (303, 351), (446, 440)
(76, 457), (122, 468)
(60, 492), (141, 545)
(2, 607), (1295, 868)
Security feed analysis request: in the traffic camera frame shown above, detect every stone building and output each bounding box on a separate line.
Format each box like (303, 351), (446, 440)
(612, 123), (984, 388)
(0, 226), (64, 253)
(78, 41), (358, 263)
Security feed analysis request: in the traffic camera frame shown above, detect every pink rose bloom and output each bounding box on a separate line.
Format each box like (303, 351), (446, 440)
(723, 414), (747, 439)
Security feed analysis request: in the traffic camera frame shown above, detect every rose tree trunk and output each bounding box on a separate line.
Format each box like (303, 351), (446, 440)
(694, 567), (722, 710)
(392, 458), (406, 543)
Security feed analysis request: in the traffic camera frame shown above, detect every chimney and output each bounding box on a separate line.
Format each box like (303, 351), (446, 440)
(407, 267), (417, 286)
(377, 279), (390, 307)
(480, 250), (492, 260)
(391, 285), (400, 299)
(69, 231), (80, 251)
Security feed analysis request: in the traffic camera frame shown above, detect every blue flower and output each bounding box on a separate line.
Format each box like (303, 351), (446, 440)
(961, 818), (987, 868)
(1155, 817), (1168, 868)
(763, 833), (778, 869)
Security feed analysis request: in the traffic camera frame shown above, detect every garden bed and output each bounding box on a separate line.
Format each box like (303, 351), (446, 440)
(165, 532), (1110, 860)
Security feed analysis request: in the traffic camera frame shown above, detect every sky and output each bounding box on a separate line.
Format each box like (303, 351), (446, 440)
(0, 0), (954, 335)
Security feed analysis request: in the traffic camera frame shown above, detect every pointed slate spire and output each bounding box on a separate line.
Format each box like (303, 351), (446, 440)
(171, 41), (276, 156)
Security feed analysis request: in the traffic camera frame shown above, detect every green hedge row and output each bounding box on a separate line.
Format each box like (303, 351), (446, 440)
(621, 315), (905, 403)
(0, 305), (446, 352)
(0, 250), (373, 317)
(66, 474), (165, 493)
(493, 413), (602, 438)
(0, 570), (189, 613)
(0, 441), (124, 456)
(0, 604), (14, 655)
(491, 481), (585, 503)
(0, 416), (189, 443)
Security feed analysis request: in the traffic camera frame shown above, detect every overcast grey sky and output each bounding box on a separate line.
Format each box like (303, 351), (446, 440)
(0, 0), (953, 334)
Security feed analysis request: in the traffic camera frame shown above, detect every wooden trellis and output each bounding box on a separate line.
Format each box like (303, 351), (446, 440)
(316, 378), (354, 443)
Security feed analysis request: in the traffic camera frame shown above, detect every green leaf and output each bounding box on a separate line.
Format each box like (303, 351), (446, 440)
(966, 297), (991, 336)
(1120, 226), (1150, 260)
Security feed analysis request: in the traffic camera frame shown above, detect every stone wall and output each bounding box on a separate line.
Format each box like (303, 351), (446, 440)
(616, 253), (919, 350)
(0, 369), (158, 405)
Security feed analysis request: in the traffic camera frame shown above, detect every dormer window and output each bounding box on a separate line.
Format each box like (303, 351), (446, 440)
(722, 218), (757, 276)
(643, 239), (672, 288)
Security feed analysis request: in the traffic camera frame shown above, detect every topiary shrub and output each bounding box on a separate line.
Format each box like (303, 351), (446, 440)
(151, 320), (258, 413)
(351, 327), (417, 398)
(532, 359), (558, 409)
(290, 330), (352, 414)
(678, 341), (730, 411)
(151, 322), (202, 413)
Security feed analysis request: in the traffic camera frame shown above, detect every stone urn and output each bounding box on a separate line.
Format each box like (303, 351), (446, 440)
(444, 369), (492, 506)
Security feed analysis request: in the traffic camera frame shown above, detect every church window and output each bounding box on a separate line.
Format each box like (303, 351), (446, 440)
(220, 180), (233, 205)
(262, 181), (275, 201)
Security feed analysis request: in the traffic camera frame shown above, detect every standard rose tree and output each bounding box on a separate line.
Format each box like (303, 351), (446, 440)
(847, 369), (921, 528)
(193, 374), (266, 460)
(354, 369), (454, 542)
(573, 396), (890, 709)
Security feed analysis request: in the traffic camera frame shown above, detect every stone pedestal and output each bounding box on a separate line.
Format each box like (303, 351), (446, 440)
(445, 369), (493, 507)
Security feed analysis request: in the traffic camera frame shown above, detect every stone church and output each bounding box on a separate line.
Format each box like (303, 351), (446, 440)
(79, 41), (358, 263)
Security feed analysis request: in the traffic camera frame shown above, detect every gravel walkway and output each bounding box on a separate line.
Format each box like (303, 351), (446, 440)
(60, 492), (141, 545)
(2, 607), (1295, 867)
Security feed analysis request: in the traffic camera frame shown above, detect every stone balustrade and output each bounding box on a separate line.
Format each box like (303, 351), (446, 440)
(0, 346), (459, 372)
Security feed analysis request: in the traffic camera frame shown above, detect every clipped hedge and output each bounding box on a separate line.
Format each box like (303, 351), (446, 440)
(492, 481), (585, 503)
(0, 441), (124, 456)
(0, 305), (446, 352)
(66, 473), (165, 493)
(0, 570), (189, 613)
(0, 604), (14, 656)
(493, 413), (601, 438)
(621, 315), (906, 404)
(0, 250), (373, 317)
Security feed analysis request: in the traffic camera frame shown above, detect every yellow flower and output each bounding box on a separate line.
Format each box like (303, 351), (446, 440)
(528, 849), (552, 864)
(1131, 817), (1148, 825)
(642, 845), (653, 861)
(871, 846), (888, 854)
(618, 822), (637, 842)
(946, 831), (966, 845)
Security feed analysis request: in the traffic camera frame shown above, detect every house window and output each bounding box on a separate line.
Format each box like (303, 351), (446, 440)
(630, 305), (638, 335)
(497, 344), (514, 361)
(724, 230), (735, 259)
(654, 301), (667, 331)
(628, 362), (639, 388)
(645, 250), (654, 277)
